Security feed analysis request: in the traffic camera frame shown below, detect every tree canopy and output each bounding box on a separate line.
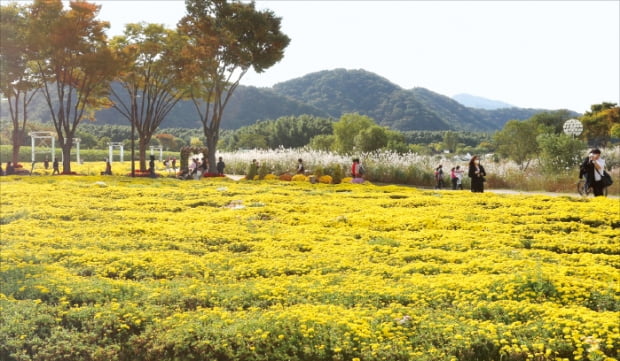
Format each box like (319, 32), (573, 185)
(110, 23), (188, 171)
(493, 119), (539, 170)
(28, 0), (118, 172)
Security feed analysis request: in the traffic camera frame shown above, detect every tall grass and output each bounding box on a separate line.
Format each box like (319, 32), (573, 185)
(2, 145), (618, 194)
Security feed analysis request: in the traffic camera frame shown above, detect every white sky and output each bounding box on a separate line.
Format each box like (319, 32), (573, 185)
(90, 1), (620, 113)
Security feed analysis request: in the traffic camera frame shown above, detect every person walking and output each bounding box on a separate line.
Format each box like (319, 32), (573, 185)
(468, 156), (486, 193)
(52, 159), (60, 175)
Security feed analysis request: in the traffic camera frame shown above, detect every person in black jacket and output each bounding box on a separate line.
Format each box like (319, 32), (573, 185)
(580, 148), (607, 197)
(468, 155), (486, 193)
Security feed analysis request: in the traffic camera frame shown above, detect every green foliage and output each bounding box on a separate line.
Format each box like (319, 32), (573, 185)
(333, 113), (375, 153)
(385, 130), (409, 154)
(529, 110), (573, 134)
(190, 137), (204, 147)
(493, 120), (539, 170)
(224, 115), (334, 150)
(537, 133), (585, 174)
(308, 134), (336, 151)
(355, 125), (388, 152)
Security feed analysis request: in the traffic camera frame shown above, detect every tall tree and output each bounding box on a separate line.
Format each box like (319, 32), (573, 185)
(178, 0), (290, 172)
(110, 23), (188, 171)
(28, 0), (118, 173)
(442, 131), (458, 153)
(333, 113), (375, 153)
(493, 119), (539, 170)
(0, 3), (41, 165)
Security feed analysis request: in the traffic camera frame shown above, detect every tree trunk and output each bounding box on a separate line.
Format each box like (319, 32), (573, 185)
(61, 142), (72, 173)
(139, 140), (148, 172)
(205, 130), (218, 174)
(11, 128), (24, 165)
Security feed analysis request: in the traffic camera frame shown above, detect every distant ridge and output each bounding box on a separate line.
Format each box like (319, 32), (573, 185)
(4, 68), (579, 131)
(452, 93), (515, 110)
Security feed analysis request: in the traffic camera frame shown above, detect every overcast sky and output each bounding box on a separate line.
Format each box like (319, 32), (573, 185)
(91, 0), (620, 113)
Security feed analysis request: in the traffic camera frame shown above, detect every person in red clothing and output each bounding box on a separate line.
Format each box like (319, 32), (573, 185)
(351, 158), (365, 179)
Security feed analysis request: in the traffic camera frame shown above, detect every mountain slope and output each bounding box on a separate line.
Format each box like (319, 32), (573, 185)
(273, 68), (400, 118)
(272, 69), (539, 131)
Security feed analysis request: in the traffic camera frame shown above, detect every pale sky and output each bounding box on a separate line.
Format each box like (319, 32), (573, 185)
(91, 1), (620, 113)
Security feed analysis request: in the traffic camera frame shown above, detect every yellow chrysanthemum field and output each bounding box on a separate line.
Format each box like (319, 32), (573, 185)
(0, 174), (618, 361)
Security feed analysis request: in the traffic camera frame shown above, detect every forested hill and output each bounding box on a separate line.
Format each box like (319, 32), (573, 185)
(271, 69), (571, 131)
(91, 84), (329, 129)
(3, 68), (578, 131)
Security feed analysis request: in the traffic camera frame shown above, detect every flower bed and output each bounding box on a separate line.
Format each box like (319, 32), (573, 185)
(1, 176), (618, 361)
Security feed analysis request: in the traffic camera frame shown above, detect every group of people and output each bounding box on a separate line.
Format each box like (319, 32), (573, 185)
(1, 158), (60, 176)
(433, 156), (486, 192)
(178, 156), (226, 180)
(435, 165), (465, 190)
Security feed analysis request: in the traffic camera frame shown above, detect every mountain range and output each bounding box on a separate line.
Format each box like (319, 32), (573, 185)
(3, 68), (579, 132)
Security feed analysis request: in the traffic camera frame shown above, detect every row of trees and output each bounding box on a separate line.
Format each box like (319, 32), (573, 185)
(5, 104), (616, 171)
(494, 103), (619, 173)
(0, 0), (289, 173)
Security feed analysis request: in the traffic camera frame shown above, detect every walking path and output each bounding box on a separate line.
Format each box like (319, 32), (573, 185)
(223, 174), (619, 199)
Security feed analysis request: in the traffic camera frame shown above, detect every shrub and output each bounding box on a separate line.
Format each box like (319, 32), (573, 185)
(291, 174), (307, 182)
(318, 175), (332, 184)
(258, 162), (269, 180)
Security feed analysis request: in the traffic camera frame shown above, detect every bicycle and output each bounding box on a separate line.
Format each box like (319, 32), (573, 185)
(577, 178), (608, 197)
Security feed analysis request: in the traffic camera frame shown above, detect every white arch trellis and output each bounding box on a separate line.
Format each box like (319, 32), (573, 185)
(29, 131), (55, 163)
(29, 133), (82, 164)
(108, 142), (124, 163)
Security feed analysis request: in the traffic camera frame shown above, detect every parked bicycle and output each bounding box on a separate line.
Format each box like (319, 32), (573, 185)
(577, 179), (607, 197)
